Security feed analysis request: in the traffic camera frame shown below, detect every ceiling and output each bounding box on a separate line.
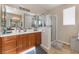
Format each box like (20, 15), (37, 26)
(8, 4), (62, 14)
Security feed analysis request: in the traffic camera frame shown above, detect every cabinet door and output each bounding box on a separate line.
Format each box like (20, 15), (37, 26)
(35, 32), (41, 46)
(28, 33), (35, 48)
(0, 38), (2, 54)
(22, 34), (29, 50)
(16, 35), (23, 53)
(2, 36), (16, 54)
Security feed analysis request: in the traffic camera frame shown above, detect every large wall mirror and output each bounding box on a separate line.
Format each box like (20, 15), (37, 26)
(0, 5), (44, 34)
(0, 5), (2, 34)
(1, 5), (24, 34)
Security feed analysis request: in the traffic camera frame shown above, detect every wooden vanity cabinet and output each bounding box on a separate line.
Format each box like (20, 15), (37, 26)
(16, 35), (23, 53)
(28, 33), (36, 48)
(22, 34), (29, 51)
(0, 37), (2, 53)
(0, 32), (41, 54)
(28, 32), (41, 47)
(1, 36), (17, 54)
(35, 32), (41, 46)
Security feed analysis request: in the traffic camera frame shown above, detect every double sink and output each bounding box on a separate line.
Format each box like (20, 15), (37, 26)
(0, 28), (42, 37)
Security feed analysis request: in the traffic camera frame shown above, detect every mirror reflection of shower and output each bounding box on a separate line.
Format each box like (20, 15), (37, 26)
(32, 16), (43, 28)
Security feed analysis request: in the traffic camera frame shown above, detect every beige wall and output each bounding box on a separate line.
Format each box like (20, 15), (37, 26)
(49, 4), (79, 45)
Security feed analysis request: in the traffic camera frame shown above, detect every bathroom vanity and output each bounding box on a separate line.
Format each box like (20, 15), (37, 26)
(0, 31), (41, 54)
(0, 5), (44, 54)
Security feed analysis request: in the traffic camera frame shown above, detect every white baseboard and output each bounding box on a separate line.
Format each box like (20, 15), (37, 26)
(57, 40), (70, 45)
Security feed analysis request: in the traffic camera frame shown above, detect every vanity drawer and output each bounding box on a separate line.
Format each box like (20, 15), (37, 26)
(2, 39), (16, 45)
(2, 41), (16, 51)
(16, 45), (23, 53)
(3, 48), (16, 54)
(3, 39), (16, 44)
(2, 36), (16, 42)
(2, 37), (16, 51)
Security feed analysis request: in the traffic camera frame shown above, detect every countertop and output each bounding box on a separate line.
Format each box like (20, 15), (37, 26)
(0, 30), (42, 37)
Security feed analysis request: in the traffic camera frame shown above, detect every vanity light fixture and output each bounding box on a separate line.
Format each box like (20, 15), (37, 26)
(19, 6), (30, 12)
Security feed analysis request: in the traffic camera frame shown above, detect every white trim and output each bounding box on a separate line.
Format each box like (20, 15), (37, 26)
(57, 40), (70, 45)
(51, 15), (58, 43)
(52, 15), (58, 41)
(62, 41), (70, 45)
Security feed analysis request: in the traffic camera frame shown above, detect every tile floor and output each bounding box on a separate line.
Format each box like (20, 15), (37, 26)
(48, 44), (79, 54)
(26, 46), (47, 54)
(36, 46), (47, 54)
(26, 44), (79, 54)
